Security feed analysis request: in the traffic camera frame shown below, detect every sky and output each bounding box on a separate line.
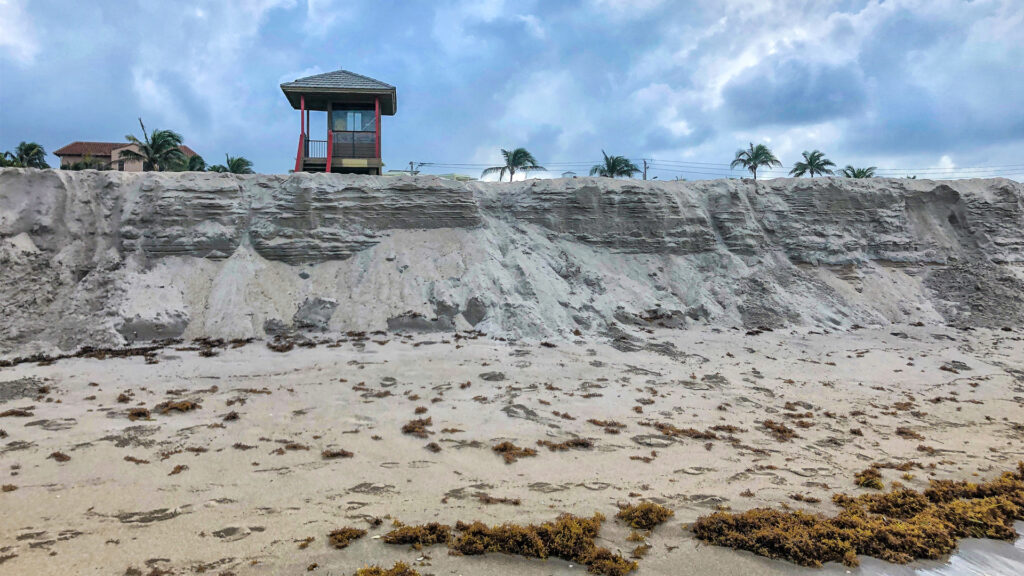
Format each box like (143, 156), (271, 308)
(1, 0), (1023, 180)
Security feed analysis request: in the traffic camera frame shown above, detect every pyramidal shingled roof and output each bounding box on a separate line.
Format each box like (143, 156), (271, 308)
(281, 69), (394, 91)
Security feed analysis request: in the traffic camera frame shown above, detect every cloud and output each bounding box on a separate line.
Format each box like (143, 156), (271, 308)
(2, 0), (1023, 178)
(845, 1), (1024, 153)
(303, 0), (356, 36)
(516, 14), (546, 39)
(0, 0), (38, 64)
(126, 1), (298, 135)
(430, 0), (546, 53)
(431, 0), (507, 53)
(493, 70), (596, 154)
(589, 0), (665, 19)
(721, 58), (868, 127)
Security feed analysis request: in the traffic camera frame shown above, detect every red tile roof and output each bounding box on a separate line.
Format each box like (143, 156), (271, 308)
(53, 142), (121, 157)
(54, 141), (198, 158)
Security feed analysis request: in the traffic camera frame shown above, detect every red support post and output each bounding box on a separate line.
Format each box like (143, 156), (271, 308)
(325, 102), (333, 173)
(326, 130), (333, 173)
(294, 134), (304, 173)
(375, 96), (381, 160)
(295, 95), (306, 173)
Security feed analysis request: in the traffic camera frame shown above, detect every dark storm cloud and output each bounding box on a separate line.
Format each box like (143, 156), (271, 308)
(721, 58), (868, 127)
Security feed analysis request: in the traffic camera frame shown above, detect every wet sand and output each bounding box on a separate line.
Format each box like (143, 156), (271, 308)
(1, 324), (1023, 575)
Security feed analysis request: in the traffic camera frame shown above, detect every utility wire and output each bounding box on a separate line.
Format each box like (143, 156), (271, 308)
(410, 158), (1024, 180)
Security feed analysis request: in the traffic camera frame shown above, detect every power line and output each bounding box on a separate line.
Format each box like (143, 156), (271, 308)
(420, 157), (1024, 172)
(407, 157), (1024, 181)
(646, 158), (1024, 173)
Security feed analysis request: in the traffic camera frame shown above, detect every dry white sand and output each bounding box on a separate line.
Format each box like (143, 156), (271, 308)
(2, 324), (1023, 575)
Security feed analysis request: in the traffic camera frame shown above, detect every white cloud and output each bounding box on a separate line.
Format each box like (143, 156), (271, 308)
(431, 0), (545, 53)
(303, 0), (355, 36)
(128, 0), (296, 138)
(432, 0), (506, 53)
(934, 155), (956, 170)
(494, 70), (596, 153)
(130, 69), (191, 133)
(517, 14), (546, 40)
(589, 0), (664, 19)
(631, 83), (693, 137)
(0, 0), (38, 65)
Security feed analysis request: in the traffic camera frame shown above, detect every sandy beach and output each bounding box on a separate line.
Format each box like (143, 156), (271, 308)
(2, 323), (1022, 575)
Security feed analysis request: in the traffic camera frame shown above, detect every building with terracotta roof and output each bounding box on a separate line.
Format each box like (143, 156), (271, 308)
(54, 141), (198, 171)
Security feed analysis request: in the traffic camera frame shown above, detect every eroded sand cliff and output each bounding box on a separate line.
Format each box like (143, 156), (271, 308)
(1, 169), (1022, 355)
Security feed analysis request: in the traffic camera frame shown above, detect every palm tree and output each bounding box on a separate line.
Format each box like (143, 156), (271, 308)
(209, 154), (254, 174)
(120, 118), (186, 171)
(0, 152), (20, 167)
(6, 142), (50, 168)
(840, 165), (877, 178)
(789, 150), (835, 177)
(590, 150), (640, 178)
(481, 148), (545, 182)
(170, 154), (207, 172)
(730, 142), (782, 180)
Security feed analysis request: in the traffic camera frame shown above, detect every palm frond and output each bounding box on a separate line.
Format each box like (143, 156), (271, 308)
(118, 149), (146, 161)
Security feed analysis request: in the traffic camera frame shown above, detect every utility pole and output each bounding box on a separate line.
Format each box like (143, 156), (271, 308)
(642, 159), (648, 181)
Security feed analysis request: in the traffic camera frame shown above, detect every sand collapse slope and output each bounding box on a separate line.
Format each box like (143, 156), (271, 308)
(1, 169), (1022, 353)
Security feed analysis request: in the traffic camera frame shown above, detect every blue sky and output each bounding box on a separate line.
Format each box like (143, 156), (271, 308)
(1, 0), (1023, 180)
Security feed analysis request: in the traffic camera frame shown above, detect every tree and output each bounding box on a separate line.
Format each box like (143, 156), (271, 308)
(170, 153), (207, 172)
(840, 165), (877, 178)
(789, 150), (835, 177)
(0, 152), (19, 167)
(5, 141), (50, 168)
(730, 142), (782, 180)
(481, 148), (545, 182)
(209, 154), (253, 174)
(120, 118), (186, 171)
(590, 150), (640, 178)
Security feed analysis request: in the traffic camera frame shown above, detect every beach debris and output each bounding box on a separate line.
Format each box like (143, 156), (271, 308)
(328, 527), (367, 549)
(693, 463), (1024, 567)
(401, 417), (433, 438)
(492, 441), (538, 464)
(537, 438), (593, 451)
(353, 563), (420, 576)
(154, 400), (200, 414)
(615, 502), (674, 530)
(382, 522), (451, 549)
(761, 420), (799, 442)
(855, 468), (884, 489)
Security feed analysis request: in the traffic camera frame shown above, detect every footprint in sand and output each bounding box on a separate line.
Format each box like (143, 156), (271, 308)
(675, 466), (715, 475)
(212, 526), (251, 542)
(349, 482), (396, 495)
(528, 482), (571, 493)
